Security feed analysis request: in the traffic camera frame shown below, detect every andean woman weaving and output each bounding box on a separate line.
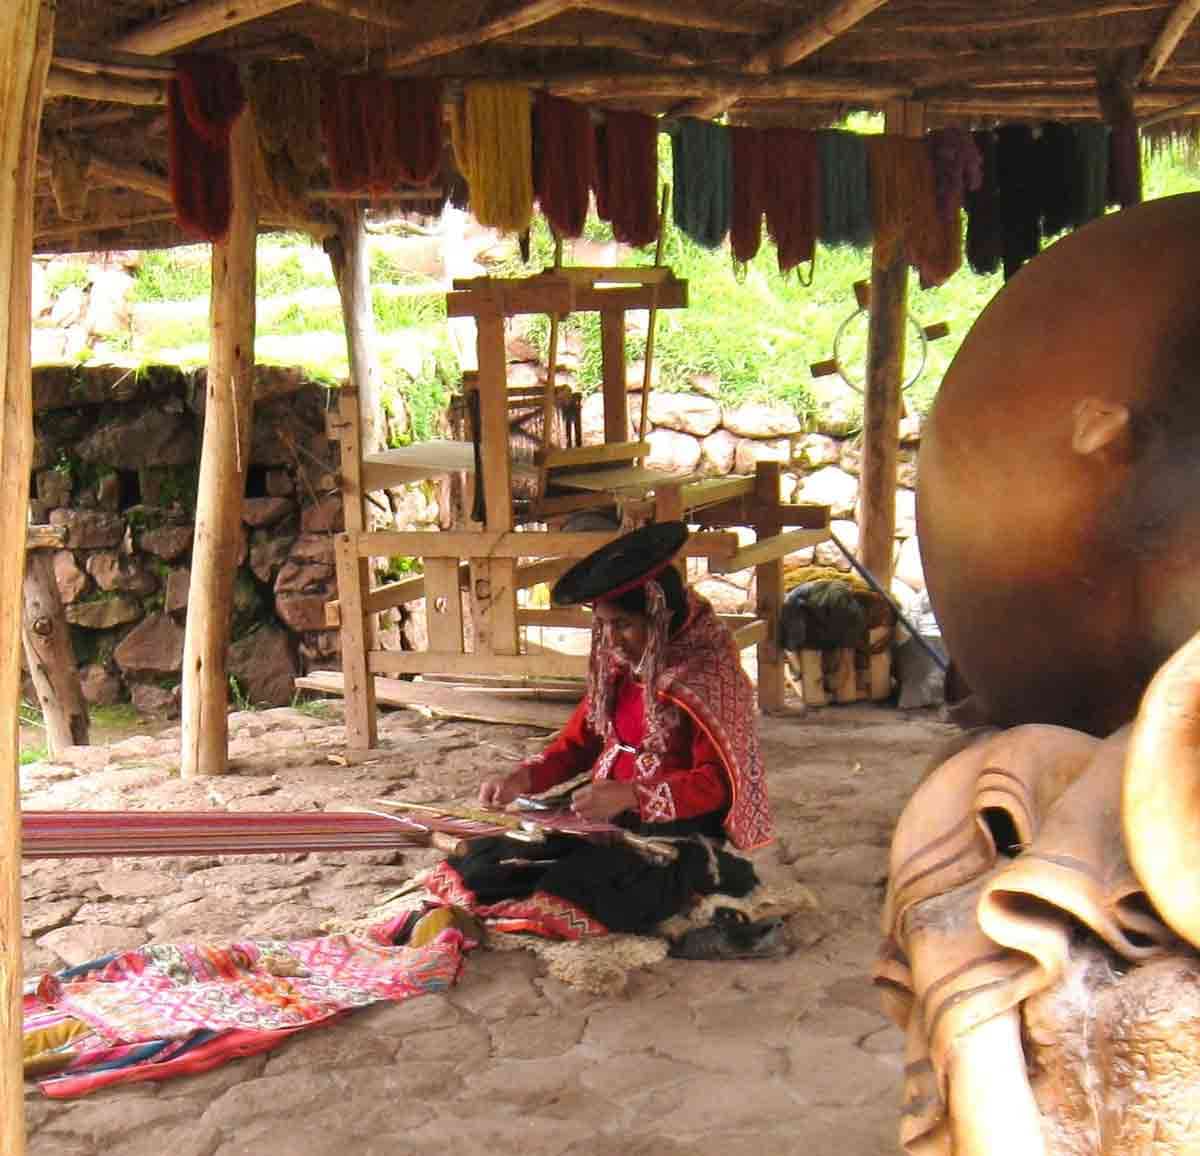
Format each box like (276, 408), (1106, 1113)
(424, 522), (777, 946)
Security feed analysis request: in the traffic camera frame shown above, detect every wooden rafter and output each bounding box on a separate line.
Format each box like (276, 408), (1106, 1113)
(51, 44), (173, 79)
(507, 29), (722, 68)
(386, 0), (570, 69)
(1141, 91), (1200, 119)
(678, 0), (891, 120)
(891, 2), (1172, 34)
(1141, 0), (1200, 82)
(115, 0), (306, 54)
(86, 152), (170, 201)
(45, 66), (164, 105)
(577, 0), (765, 34)
(470, 66), (907, 101)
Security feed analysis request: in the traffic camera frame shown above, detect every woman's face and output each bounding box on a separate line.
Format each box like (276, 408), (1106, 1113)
(593, 602), (650, 666)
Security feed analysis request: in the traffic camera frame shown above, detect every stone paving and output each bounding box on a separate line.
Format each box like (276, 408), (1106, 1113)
(18, 701), (955, 1156)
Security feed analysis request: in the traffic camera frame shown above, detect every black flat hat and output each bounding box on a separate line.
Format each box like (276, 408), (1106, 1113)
(551, 521), (689, 606)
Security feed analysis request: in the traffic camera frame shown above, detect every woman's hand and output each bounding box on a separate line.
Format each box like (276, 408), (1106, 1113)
(478, 766), (532, 810)
(571, 781), (638, 822)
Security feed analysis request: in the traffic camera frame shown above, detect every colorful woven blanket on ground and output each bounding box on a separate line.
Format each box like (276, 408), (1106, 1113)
(24, 925), (467, 1098)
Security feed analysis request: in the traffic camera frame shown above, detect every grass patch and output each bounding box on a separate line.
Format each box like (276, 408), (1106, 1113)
(140, 314), (211, 355)
(132, 248), (211, 303)
(263, 302), (344, 337)
(373, 287), (446, 332)
(257, 252), (334, 298)
(90, 703), (140, 729)
(45, 262), (90, 297)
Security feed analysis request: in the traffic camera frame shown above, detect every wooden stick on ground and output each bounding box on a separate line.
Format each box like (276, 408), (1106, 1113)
(637, 187), (670, 450)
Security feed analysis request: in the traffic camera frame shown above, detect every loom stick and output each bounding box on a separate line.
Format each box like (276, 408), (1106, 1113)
(637, 186), (670, 447)
(541, 234), (565, 450)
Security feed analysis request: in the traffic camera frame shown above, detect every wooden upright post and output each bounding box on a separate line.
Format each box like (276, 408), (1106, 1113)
(600, 309), (628, 443)
(180, 109), (257, 777)
(1, 5), (53, 1151)
(328, 204), (384, 456)
(22, 549), (88, 754)
(860, 102), (921, 588)
(753, 461), (786, 713)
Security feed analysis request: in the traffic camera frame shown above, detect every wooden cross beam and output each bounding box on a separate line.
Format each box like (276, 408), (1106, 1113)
(678, 0), (894, 118)
(115, 0), (306, 54)
(1141, 0), (1200, 84)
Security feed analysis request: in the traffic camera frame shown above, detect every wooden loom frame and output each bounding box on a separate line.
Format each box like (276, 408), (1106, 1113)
(316, 267), (832, 750)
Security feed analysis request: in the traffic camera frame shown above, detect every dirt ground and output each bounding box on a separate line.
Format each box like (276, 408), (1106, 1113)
(18, 698), (956, 1156)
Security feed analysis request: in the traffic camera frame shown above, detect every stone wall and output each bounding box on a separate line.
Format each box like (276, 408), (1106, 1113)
(29, 363), (435, 717)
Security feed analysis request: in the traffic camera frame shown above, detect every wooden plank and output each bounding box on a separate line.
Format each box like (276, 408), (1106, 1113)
(116, 0), (305, 54)
(179, 108), (256, 778)
(710, 528), (829, 574)
(752, 463), (786, 713)
(518, 607), (593, 629)
(547, 464), (702, 494)
(369, 649), (589, 679)
(1, 6), (50, 1148)
(571, 281), (686, 313)
(679, 475), (756, 511)
(360, 441), (537, 491)
(514, 556), (574, 590)
(356, 529), (739, 561)
(296, 670), (576, 729)
(693, 498), (830, 530)
(446, 279), (573, 319)
(550, 265), (675, 285)
(424, 556), (465, 654)
(600, 309), (628, 445)
(732, 619), (769, 650)
(336, 532), (377, 750)
(537, 440), (648, 469)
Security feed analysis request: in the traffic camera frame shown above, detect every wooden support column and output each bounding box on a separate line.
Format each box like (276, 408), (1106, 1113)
(600, 309), (629, 443)
(1, 5), (53, 1151)
(22, 548), (88, 754)
(470, 313), (519, 658)
(753, 461), (786, 713)
(328, 204), (384, 456)
(860, 102), (920, 589)
(179, 109), (257, 778)
(332, 389), (377, 750)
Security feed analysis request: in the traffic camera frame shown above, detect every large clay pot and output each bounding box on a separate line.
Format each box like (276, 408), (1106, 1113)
(918, 193), (1200, 736)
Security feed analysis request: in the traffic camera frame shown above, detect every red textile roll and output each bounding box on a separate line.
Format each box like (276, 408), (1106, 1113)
(730, 125), (767, 264)
(763, 128), (821, 275)
(593, 109), (659, 247)
(321, 74), (444, 195)
(167, 75), (234, 242)
(534, 91), (594, 238)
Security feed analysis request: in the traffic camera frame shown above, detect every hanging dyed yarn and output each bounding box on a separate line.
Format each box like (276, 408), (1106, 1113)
(247, 61), (322, 206)
(533, 92), (593, 239)
(168, 54), (246, 242)
(1071, 123), (1110, 227)
(867, 135), (939, 282)
(593, 109), (659, 247)
(730, 125), (767, 264)
(323, 74), (444, 196)
(763, 128), (820, 276)
(1037, 122), (1076, 237)
(918, 127), (982, 287)
(818, 130), (871, 247)
(670, 118), (732, 250)
(996, 124), (1043, 280)
(451, 82), (533, 234)
(965, 130), (1001, 276)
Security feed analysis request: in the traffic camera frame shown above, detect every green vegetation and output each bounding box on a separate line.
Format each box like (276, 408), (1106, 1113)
(45, 262), (90, 297)
(131, 248), (211, 302)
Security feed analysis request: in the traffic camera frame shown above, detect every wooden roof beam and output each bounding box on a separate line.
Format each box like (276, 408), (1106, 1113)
(1141, 92), (1200, 121)
(385, 0), (571, 69)
(677, 0), (892, 120)
(45, 66), (164, 105)
(85, 153), (171, 202)
(382, 0), (764, 69)
(52, 44), (174, 80)
(115, 0), (306, 55)
(1141, 0), (1200, 82)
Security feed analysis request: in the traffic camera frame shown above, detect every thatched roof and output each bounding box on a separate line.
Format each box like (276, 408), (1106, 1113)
(38, 0), (1200, 252)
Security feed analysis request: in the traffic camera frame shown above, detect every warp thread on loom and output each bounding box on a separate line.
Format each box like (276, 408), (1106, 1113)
(534, 91), (594, 239)
(168, 54), (245, 242)
(730, 126), (767, 265)
(671, 117), (732, 250)
(818, 129), (872, 247)
(594, 109), (660, 247)
(452, 82), (533, 234)
(764, 128), (820, 277)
